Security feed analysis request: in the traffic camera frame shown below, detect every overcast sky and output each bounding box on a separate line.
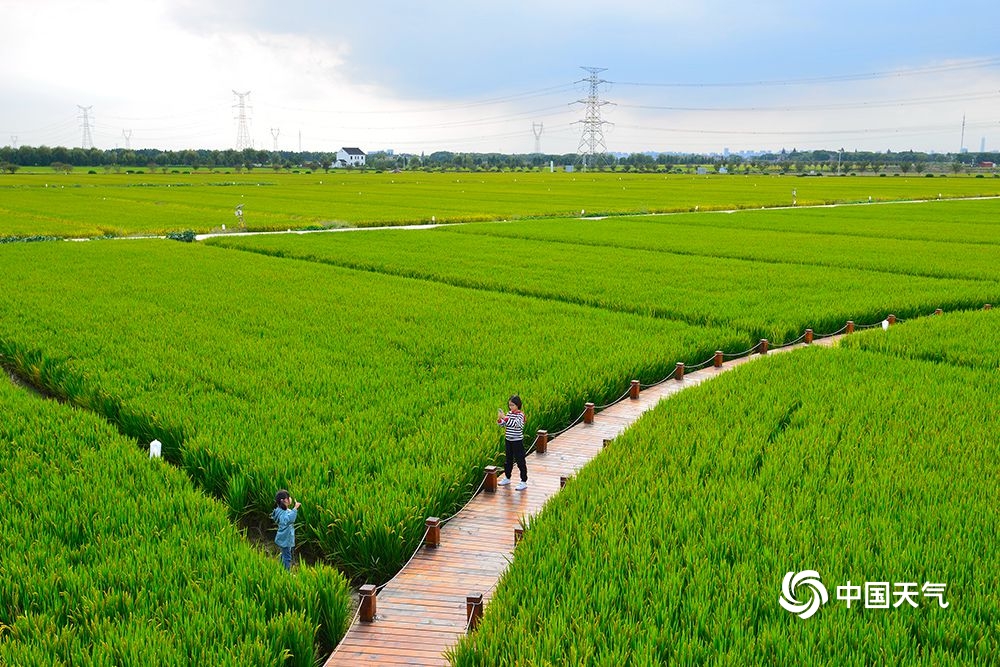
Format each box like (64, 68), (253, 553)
(1, 0), (998, 155)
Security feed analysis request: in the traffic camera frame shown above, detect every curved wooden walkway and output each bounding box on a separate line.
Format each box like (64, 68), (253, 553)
(325, 336), (840, 666)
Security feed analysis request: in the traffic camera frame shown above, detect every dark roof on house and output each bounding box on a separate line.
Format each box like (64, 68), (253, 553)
(341, 147), (365, 155)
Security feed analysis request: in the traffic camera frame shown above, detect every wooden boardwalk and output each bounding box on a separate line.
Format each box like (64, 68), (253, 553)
(325, 337), (839, 666)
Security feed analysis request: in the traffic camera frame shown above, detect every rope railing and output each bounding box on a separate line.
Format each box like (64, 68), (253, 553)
(375, 525), (430, 593)
(772, 331), (808, 349)
(546, 408), (588, 439)
(326, 604), (364, 660)
(465, 566), (508, 634)
(685, 353), (718, 372)
(722, 344), (759, 359)
(814, 323), (850, 338)
(465, 599), (481, 634)
(439, 472), (490, 527)
(593, 385), (633, 410)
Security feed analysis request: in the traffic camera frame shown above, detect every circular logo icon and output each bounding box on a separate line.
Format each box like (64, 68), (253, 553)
(779, 570), (828, 619)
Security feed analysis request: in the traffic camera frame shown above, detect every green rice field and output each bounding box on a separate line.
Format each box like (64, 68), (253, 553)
(2, 184), (999, 664)
(450, 312), (1000, 664)
(1, 170), (998, 238)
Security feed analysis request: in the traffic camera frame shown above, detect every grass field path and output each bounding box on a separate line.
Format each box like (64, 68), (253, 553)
(324, 335), (841, 666)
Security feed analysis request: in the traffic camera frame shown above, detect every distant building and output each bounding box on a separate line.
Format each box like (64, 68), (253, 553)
(336, 147), (366, 168)
(980, 161), (995, 168)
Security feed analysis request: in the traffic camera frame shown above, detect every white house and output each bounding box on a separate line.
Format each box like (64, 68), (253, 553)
(336, 147), (366, 168)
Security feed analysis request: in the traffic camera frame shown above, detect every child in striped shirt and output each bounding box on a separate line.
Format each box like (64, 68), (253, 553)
(497, 394), (528, 490)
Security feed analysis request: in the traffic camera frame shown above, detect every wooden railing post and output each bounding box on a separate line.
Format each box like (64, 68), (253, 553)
(514, 526), (524, 546)
(629, 380), (640, 399)
(986, 304), (993, 310)
(467, 594), (484, 631)
(714, 350), (723, 368)
(535, 429), (548, 454)
(560, 475), (568, 488)
(425, 517), (441, 548)
(758, 339), (769, 355)
(584, 402), (595, 424)
(602, 438), (612, 449)
(846, 320), (855, 334)
(805, 328), (814, 344)
(484, 466), (498, 493)
(360, 584), (377, 623)
(887, 314), (896, 326)
(934, 308), (943, 316)
(674, 362), (684, 381)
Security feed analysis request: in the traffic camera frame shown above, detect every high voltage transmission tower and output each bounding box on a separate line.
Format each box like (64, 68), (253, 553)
(271, 128), (280, 152)
(78, 105), (94, 149)
(233, 90), (253, 151)
(532, 122), (544, 154)
(574, 67), (613, 169)
(122, 129), (132, 150)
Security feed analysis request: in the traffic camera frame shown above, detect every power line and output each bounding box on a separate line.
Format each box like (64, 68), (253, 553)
(613, 118), (995, 138)
(610, 56), (1000, 89)
(618, 90), (1000, 113)
(256, 82), (579, 116)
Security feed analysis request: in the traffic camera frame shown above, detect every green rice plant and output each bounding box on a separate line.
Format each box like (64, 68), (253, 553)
(450, 343), (1000, 664)
(0, 379), (351, 666)
(447, 199), (1000, 281)
(840, 308), (1000, 370)
(2, 171), (998, 239)
(226, 473), (251, 521)
(213, 211), (999, 344)
(0, 239), (744, 582)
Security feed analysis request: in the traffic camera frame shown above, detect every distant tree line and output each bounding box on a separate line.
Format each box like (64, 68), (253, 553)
(0, 144), (997, 175)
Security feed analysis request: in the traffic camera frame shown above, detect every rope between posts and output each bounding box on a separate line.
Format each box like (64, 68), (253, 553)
(376, 526), (429, 593)
(815, 323), (849, 338)
(722, 344), (758, 359)
(548, 409), (587, 438)
(523, 434), (542, 456)
(593, 385), (632, 410)
(686, 353), (717, 372)
(327, 604), (364, 659)
(466, 554), (510, 634)
(641, 365), (682, 388)
(440, 472), (489, 527)
(465, 597), (483, 634)
(773, 332), (807, 349)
